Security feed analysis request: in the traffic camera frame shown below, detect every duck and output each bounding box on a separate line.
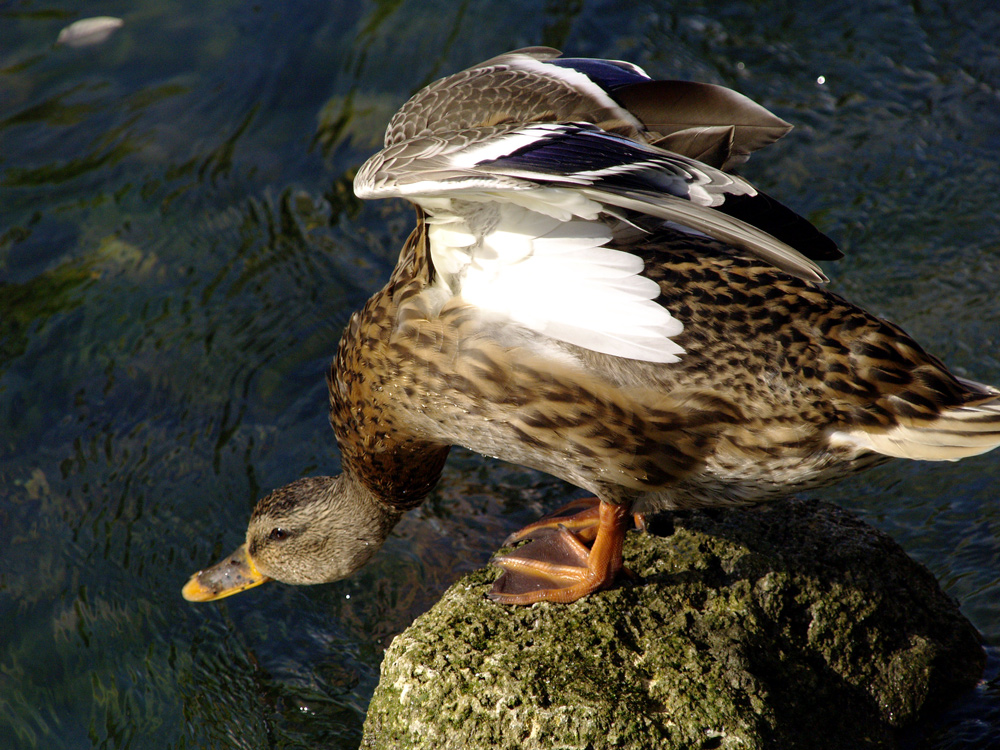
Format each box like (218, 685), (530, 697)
(183, 47), (1000, 606)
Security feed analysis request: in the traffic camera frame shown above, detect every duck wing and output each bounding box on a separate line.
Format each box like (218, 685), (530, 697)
(375, 47), (840, 263)
(354, 49), (836, 362)
(386, 47), (793, 169)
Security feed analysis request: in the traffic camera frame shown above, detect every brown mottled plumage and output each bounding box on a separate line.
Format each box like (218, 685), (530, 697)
(183, 48), (1000, 605)
(331, 216), (995, 514)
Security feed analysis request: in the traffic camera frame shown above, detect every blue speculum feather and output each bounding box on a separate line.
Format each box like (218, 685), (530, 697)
(484, 127), (691, 187)
(549, 58), (649, 90)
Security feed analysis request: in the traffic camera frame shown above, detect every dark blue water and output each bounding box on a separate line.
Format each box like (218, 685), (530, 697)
(2, 1), (998, 747)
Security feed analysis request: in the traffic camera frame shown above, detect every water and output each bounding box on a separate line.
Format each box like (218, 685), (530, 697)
(2, 1), (998, 747)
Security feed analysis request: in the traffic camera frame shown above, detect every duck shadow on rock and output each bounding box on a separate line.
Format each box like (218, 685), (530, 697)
(363, 497), (984, 750)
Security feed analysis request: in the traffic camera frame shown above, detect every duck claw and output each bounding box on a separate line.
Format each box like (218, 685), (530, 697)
(502, 496), (603, 546)
(489, 499), (631, 605)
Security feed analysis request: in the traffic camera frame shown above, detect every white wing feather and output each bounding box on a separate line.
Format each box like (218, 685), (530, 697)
(430, 202), (684, 363)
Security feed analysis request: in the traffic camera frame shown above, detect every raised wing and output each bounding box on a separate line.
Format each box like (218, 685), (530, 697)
(354, 48), (838, 363)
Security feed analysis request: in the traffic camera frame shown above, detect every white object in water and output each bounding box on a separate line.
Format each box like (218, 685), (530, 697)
(56, 17), (124, 48)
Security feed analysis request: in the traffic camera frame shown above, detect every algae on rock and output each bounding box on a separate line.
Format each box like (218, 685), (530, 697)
(362, 498), (984, 749)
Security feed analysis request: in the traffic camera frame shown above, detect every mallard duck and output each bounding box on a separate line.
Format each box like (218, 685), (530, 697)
(183, 48), (1000, 605)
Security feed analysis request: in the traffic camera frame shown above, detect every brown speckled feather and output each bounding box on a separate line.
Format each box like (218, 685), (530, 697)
(329, 213), (999, 515)
(384, 48), (645, 146)
(328, 211), (450, 511)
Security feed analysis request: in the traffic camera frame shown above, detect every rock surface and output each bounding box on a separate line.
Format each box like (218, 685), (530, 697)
(362, 498), (984, 749)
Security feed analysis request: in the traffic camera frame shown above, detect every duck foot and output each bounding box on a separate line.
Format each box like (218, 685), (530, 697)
(502, 497), (647, 546)
(489, 499), (631, 604)
(502, 496), (604, 545)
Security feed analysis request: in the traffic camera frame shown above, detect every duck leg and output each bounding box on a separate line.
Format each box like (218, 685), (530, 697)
(489, 499), (631, 604)
(502, 496), (604, 545)
(502, 496), (647, 545)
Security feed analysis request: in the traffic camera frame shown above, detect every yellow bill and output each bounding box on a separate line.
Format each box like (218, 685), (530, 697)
(182, 543), (271, 602)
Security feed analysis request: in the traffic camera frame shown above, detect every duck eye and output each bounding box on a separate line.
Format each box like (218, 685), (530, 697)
(268, 528), (290, 542)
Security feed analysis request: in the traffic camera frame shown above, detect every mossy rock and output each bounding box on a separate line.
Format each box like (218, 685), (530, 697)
(362, 498), (983, 749)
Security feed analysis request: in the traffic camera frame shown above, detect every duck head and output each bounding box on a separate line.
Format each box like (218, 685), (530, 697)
(182, 475), (400, 601)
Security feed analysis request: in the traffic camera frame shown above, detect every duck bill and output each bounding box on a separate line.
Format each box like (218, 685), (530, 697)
(182, 543), (271, 602)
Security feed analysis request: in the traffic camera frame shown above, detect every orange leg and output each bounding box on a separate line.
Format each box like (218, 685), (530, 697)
(489, 499), (631, 604)
(502, 496), (604, 546)
(500, 496), (648, 545)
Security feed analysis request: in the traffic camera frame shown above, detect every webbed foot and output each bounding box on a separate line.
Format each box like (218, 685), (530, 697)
(489, 499), (631, 604)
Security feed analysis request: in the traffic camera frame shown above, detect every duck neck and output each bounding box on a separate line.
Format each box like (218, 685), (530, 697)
(328, 470), (406, 547)
(337, 437), (450, 513)
(329, 213), (452, 512)
(330, 299), (452, 511)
